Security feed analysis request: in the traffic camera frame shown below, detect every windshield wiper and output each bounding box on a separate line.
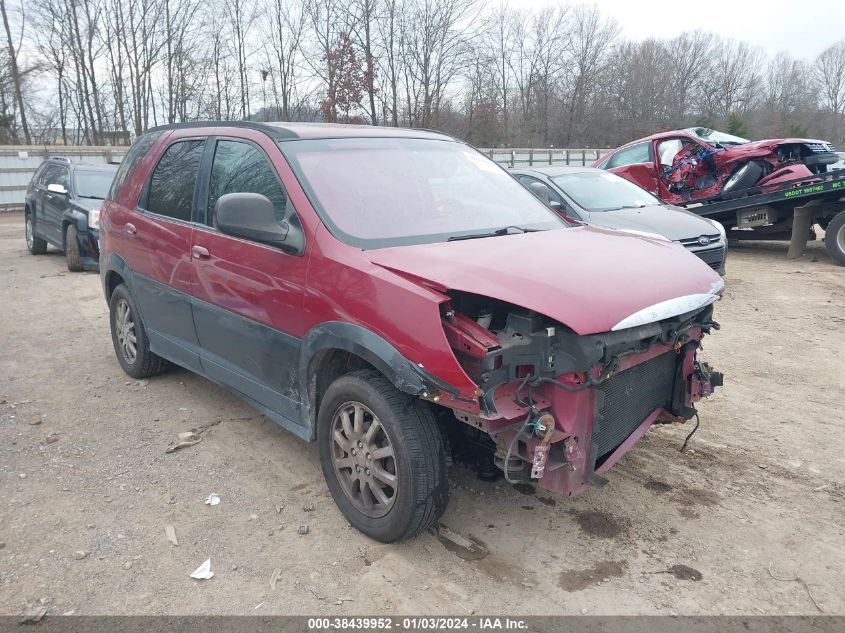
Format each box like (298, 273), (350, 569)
(602, 204), (647, 211)
(447, 226), (539, 241)
(79, 194), (105, 200)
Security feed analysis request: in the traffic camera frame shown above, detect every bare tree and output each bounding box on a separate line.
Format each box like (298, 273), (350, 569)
(560, 4), (619, 145)
(0, 0), (29, 142)
(263, 0), (306, 120)
(815, 40), (845, 115)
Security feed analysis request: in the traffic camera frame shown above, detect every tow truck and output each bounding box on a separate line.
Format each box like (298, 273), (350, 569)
(681, 168), (845, 265)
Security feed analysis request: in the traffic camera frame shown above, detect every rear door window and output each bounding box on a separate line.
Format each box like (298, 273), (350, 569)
(206, 140), (291, 228)
(605, 142), (653, 169)
(145, 139), (205, 222)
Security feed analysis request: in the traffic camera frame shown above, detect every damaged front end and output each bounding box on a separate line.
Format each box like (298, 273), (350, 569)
(439, 291), (722, 497)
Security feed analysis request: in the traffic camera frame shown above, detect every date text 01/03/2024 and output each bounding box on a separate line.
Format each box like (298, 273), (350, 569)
(307, 617), (529, 630)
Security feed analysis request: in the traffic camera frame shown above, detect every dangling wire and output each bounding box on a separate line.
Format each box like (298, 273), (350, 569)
(503, 411), (535, 484)
(680, 413), (700, 453)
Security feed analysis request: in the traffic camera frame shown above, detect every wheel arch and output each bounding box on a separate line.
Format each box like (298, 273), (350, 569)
(298, 322), (440, 438)
(103, 254), (133, 302)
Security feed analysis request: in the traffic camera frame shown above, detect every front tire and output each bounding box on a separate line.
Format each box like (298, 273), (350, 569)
(65, 224), (83, 271)
(317, 369), (449, 542)
(109, 284), (169, 378)
(824, 211), (845, 266)
(722, 161), (764, 193)
(25, 212), (47, 255)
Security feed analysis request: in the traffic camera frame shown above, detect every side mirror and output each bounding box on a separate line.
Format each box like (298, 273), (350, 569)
(47, 183), (68, 195)
(215, 192), (304, 254)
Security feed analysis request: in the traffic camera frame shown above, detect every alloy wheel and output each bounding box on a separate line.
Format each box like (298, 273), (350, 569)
(330, 401), (398, 518)
(114, 298), (137, 365)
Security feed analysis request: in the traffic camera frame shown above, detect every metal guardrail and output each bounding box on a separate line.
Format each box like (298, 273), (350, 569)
(0, 145), (611, 211)
(478, 148), (611, 168)
(0, 145), (127, 211)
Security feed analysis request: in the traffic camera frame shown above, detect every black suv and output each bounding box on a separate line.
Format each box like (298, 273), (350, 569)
(24, 157), (117, 271)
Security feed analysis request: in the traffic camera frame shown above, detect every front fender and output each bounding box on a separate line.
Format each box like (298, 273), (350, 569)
(297, 321), (460, 438)
(300, 321), (429, 396)
(63, 208), (89, 234)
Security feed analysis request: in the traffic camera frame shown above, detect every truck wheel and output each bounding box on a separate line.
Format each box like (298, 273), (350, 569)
(108, 284), (169, 378)
(317, 369), (449, 542)
(722, 161), (764, 193)
(25, 212), (47, 255)
(824, 211), (845, 266)
(65, 224), (83, 271)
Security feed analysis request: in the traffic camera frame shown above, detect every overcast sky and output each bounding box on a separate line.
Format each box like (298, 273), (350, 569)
(508, 0), (845, 59)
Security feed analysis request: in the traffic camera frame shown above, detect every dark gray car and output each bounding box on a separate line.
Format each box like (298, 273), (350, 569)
(512, 166), (727, 274)
(24, 157), (117, 272)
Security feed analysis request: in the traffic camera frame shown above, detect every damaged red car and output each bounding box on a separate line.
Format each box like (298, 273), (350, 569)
(595, 127), (839, 204)
(100, 122), (723, 542)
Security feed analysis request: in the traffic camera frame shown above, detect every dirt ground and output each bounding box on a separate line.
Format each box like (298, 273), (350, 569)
(1, 211), (843, 617)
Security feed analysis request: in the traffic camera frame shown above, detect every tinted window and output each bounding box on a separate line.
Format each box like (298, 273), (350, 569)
(146, 139), (204, 221)
(110, 131), (162, 199)
(41, 165), (69, 189)
(207, 140), (289, 227)
(606, 142), (652, 169)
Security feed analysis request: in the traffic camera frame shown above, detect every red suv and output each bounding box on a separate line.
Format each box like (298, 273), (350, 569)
(100, 122), (723, 542)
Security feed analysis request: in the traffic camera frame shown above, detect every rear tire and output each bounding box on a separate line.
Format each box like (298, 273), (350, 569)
(109, 283), (169, 378)
(824, 211), (845, 266)
(317, 369), (449, 542)
(65, 224), (83, 271)
(25, 212), (47, 255)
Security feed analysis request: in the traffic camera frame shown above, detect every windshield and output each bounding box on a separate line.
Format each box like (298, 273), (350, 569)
(280, 137), (565, 248)
(687, 127), (749, 146)
(550, 171), (660, 212)
(74, 170), (115, 199)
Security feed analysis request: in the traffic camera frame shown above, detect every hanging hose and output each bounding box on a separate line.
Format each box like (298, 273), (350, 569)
(680, 413), (701, 453)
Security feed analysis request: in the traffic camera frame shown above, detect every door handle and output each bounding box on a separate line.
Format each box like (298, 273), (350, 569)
(192, 245), (210, 260)
(125, 223), (137, 236)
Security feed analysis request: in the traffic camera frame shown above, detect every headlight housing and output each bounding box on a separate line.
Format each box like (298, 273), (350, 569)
(88, 208), (100, 230)
(708, 218), (726, 241)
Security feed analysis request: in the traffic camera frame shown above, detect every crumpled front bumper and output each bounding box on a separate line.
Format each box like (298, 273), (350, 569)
(487, 340), (720, 498)
(76, 227), (100, 271)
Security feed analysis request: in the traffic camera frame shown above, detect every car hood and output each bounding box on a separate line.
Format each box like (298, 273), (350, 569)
(586, 204), (718, 242)
(367, 227), (723, 336)
(73, 198), (103, 212)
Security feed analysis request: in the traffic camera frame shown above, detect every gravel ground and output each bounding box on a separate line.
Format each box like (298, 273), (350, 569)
(1, 212), (843, 616)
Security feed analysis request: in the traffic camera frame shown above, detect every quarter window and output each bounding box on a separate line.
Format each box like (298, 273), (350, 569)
(206, 140), (290, 227)
(110, 131), (162, 200)
(605, 142), (652, 169)
(516, 175), (565, 206)
(146, 139), (204, 221)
